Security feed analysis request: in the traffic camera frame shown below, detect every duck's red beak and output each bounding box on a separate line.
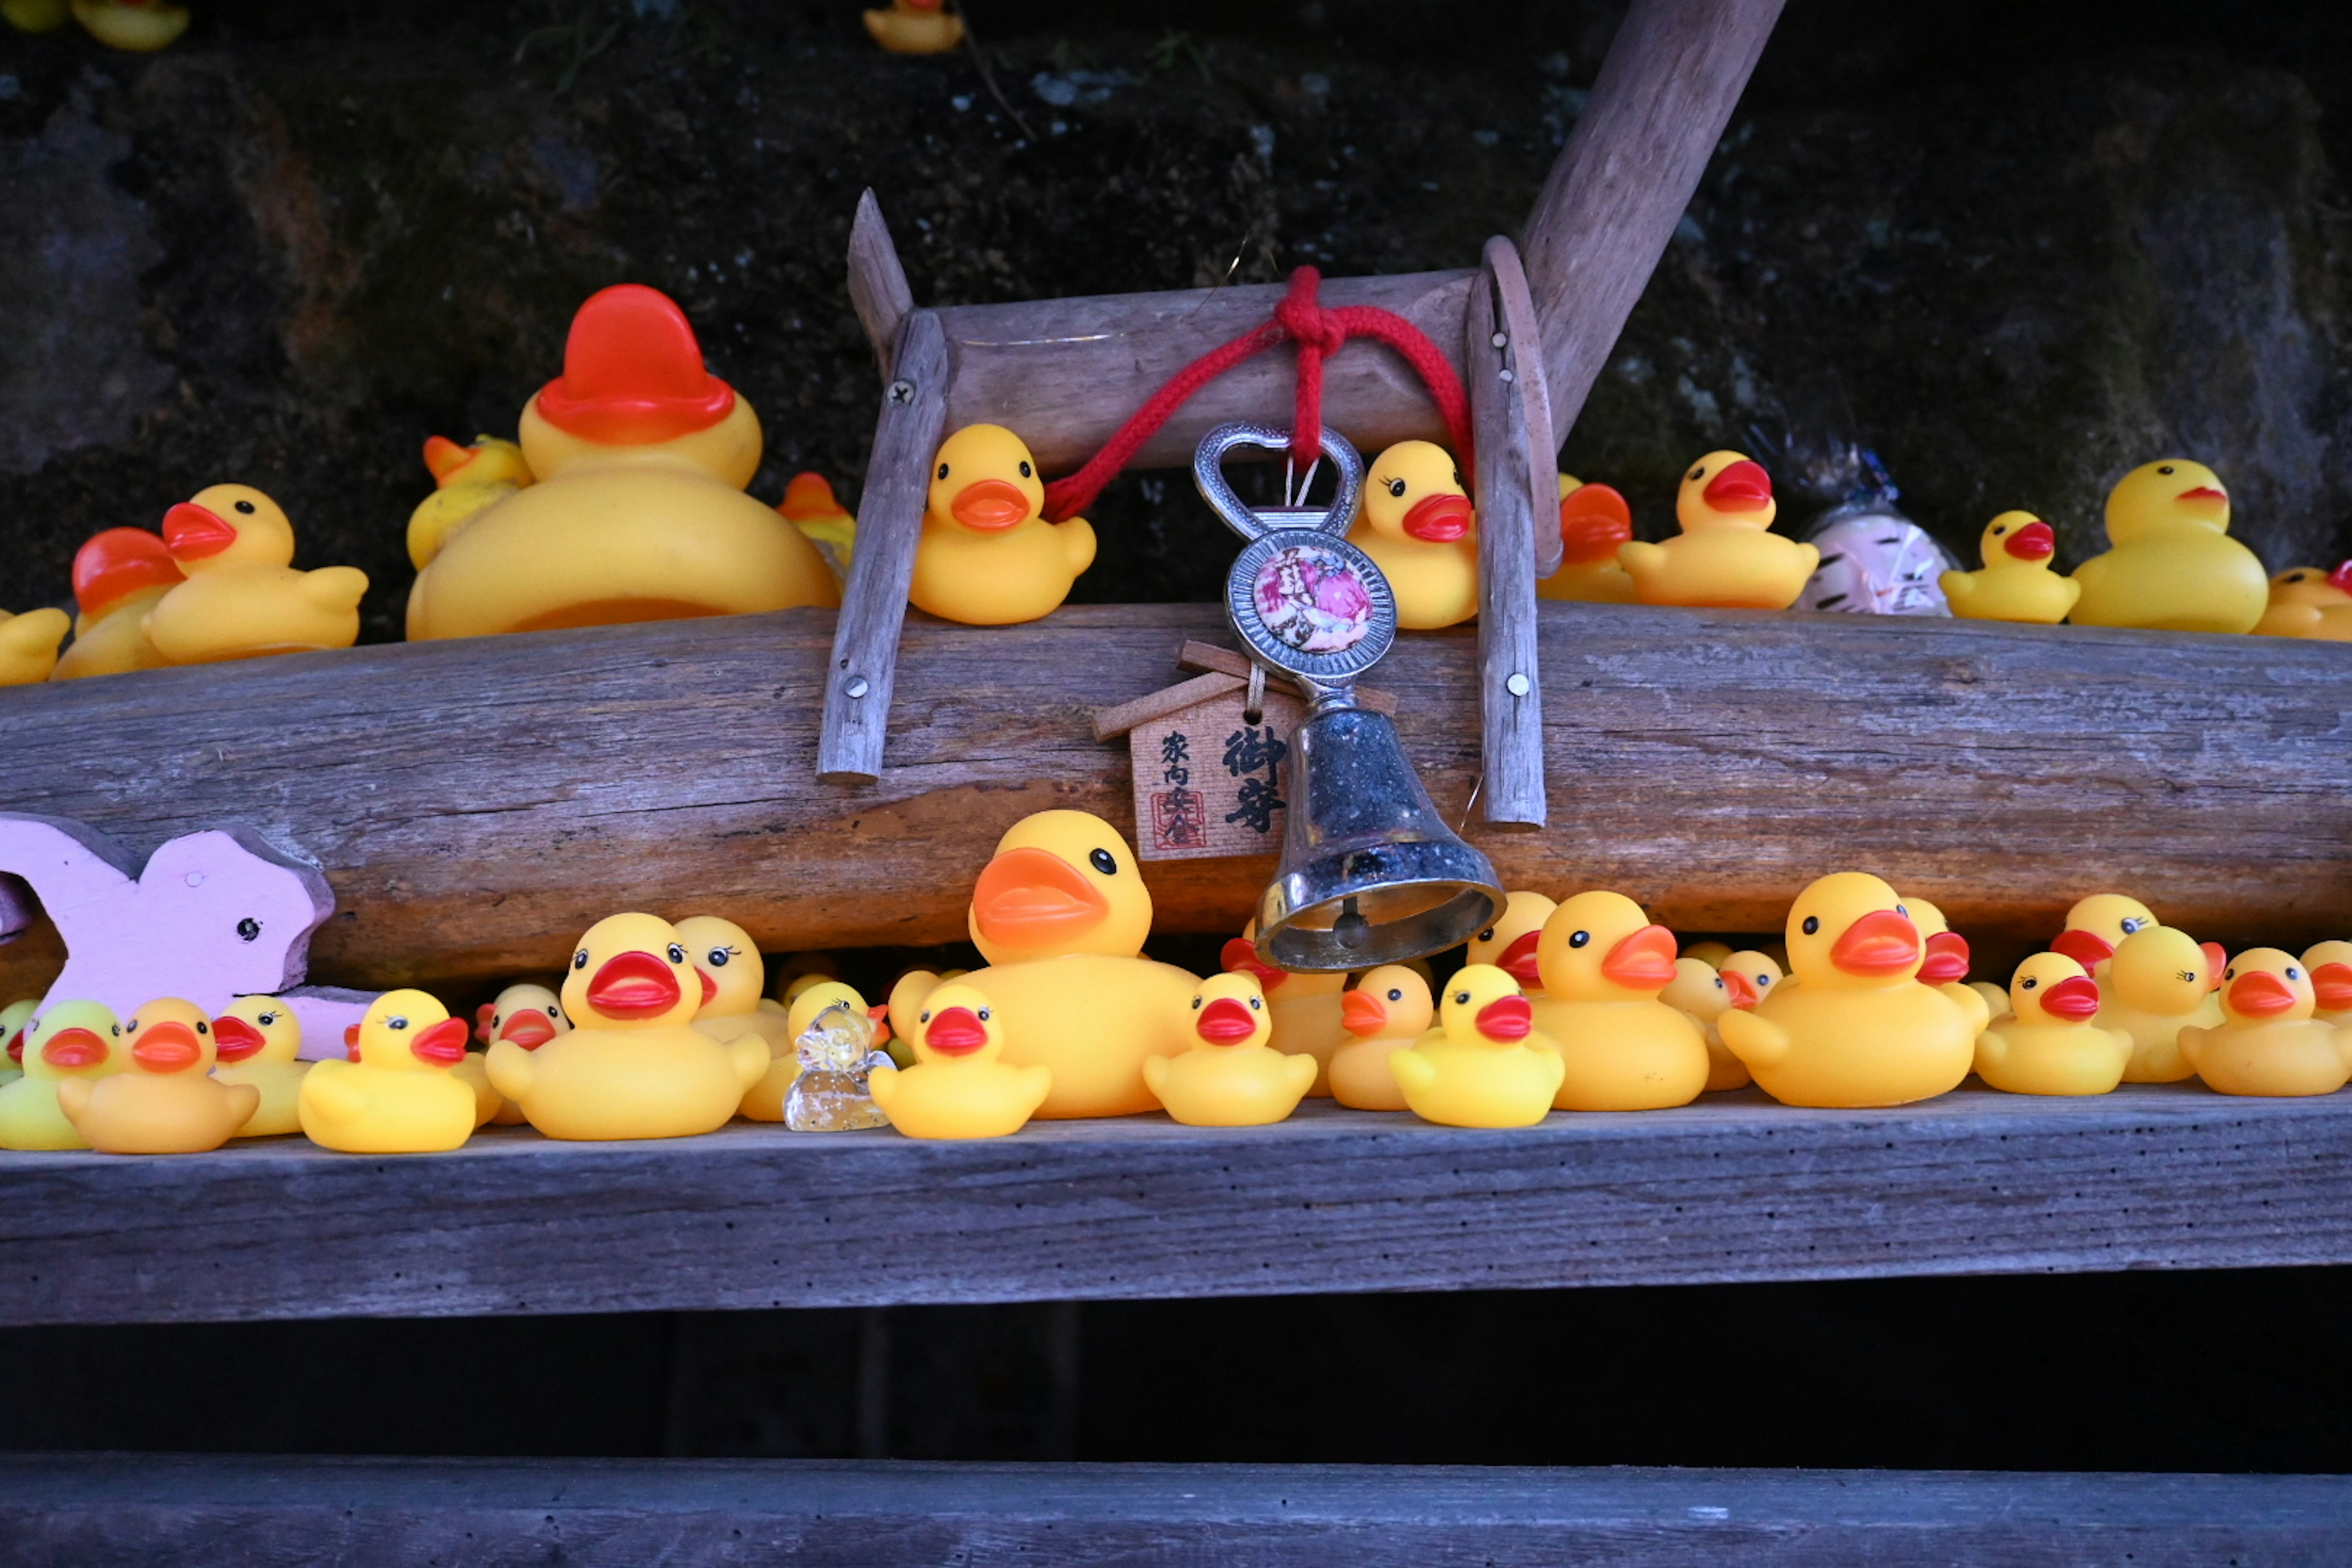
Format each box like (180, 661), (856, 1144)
(498, 1011), (559, 1049)
(39, 1028), (106, 1070)
(131, 1021), (202, 1072)
(211, 1014), (267, 1063)
(1920, 930), (1971, 984)
(973, 847), (1110, 948)
(2328, 561), (2352, 594)
(1401, 493), (1474, 542)
(2228, 970), (2297, 1018)
(2041, 974), (2102, 1022)
(1558, 484), (1632, 563)
(160, 501), (237, 560)
(2050, 929), (2115, 971)
(588, 950), (684, 1018)
(1600, 924), (1678, 989)
(695, 967), (719, 1006)
(2201, 943), (2229, 989)
(1830, 910), (1921, 977)
(1720, 968), (1759, 1009)
(2003, 520), (2056, 561)
(1221, 937), (1287, 992)
(949, 478), (1031, 531)
(1341, 989), (1389, 1036)
(1474, 994), (1532, 1041)
(1701, 461), (1772, 511)
(475, 1001), (497, 1046)
(410, 1017), (471, 1066)
(923, 1006), (987, 1055)
(1195, 996), (1258, 1044)
(2178, 485), (2228, 507)
(1498, 930), (1544, 988)
(2311, 962), (2352, 1013)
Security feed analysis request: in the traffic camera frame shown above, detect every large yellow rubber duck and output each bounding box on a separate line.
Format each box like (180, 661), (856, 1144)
(211, 994), (309, 1137)
(947, 810), (1199, 1118)
(2069, 459), (2267, 633)
(1720, 873), (1974, 1107)
(488, 912), (768, 1140)
(0, 607), (69, 687)
(2049, 892), (2160, 978)
(1940, 511), (2079, 625)
(0, 998), (34, 1087)
(1538, 476), (1635, 603)
(144, 484), (366, 663)
(0, 1001), (123, 1150)
(407, 434), (535, 570)
(1223, 920), (1348, 1095)
(1329, 964), (1433, 1111)
(1144, 972), (1315, 1126)
(1389, 964), (1561, 1128)
(2304, 940), (2352, 1027)
(2098, 924), (2222, 1083)
(908, 424), (1095, 625)
(59, 998), (257, 1153)
(300, 990), (478, 1153)
(68, 0), (189, 51)
(1975, 953), (2132, 1096)
(2253, 564), (2352, 641)
(407, 284), (837, 639)
(1618, 450), (1817, 609)
(1348, 440), (1479, 629)
(1531, 890), (1708, 1110)
(1468, 890), (1556, 998)
(870, 981), (1049, 1139)
(51, 527), (181, 680)
(864, 0), (962, 53)
(2180, 949), (2352, 1097)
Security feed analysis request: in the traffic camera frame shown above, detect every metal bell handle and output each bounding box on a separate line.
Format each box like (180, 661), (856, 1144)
(1192, 421), (1363, 545)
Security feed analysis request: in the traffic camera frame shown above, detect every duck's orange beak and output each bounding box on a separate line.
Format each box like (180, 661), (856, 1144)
(1221, 937), (1287, 992)
(1401, 493), (1473, 542)
(6, 1025), (24, 1065)
(1474, 993), (1532, 1041)
(1558, 484), (1632, 563)
(423, 435), (474, 483)
(345, 1023), (361, 1060)
(949, 478), (1031, 531)
(2200, 943), (2229, 989)
(588, 950), (683, 1018)
(1920, 930), (1971, 984)
(211, 1014), (267, 1063)
(1720, 969), (1759, 1009)
(160, 501), (237, 560)
(1830, 910), (1921, 977)
(1195, 997), (1257, 1044)
(973, 847), (1110, 948)
(1701, 460), (1772, 511)
(2228, 970), (2297, 1018)
(1600, 924), (1678, 989)
(2311, 962), (2352, 1013)
(2049, 929), (2114, 971)
(1497, 930), (1544, 988)
(498, 1010), (559, 1049)
(924, 1006), (987, 1055)
(1341, 989), (1389, 1036)
(39, 1028), (106, 1070)
(2042, 974), (2102, 1022)
(2003, 520), (2056, 561)
(131, 1022), (202, 1072)
(695, 967), (719, 1006)
(410, 1017), (471, 1066)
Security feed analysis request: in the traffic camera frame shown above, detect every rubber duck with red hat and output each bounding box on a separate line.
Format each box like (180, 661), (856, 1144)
(1618, 450), (1817, 609)
(405, 284), (837, 641)
(141, 484), (367, 663)
(51, 527), (183, 680)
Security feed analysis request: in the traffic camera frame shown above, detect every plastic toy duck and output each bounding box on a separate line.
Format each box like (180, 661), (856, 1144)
(1530, 890), (1708, 1110)
(2, 0), (70, 33)
(679, 914), (791, 1051)
(51, 528), (183, 680)
(1347, 440), (1479, 630)
(1940, 511), (2079, 625)
(1389, 965), (1561, 1128)
(2253, 564), (2352, 641)
(1537, 476), (1635, 603)
(2069, 459), (2267, 633)
(1329, 965), (1434, 1111)
(2179, 949), (2352, 1097)
(407, 285), (837, 639)
(774, 952), (844, 1006)
(1143, 973), (1314, 1127)
(780, 472), (858, 578)
(0, 1002), (123, 1150)
(1618, 450), (1817, 609)
(1681, 940), (1734, 968)
(1975, 953), (2132, 1096)
(1468, 891), (1557, 1000)
(1660, 956), (1766, 1093)
(0, 998), (34, 1086)
(488, 913), (768, 1140)
(2304, 941), (2352, 1027)
(407, 435), (535, 570)
(2049, 893), (2160, 978)
(299, 989), (477, 1153)
(0, 608), (70, 687)
(955, 810), (1200, 1118)
(1719, 873), (1974, 1108)
(477, 981), (570, 1123)
(59, 998), (256, 1153)
(2097, 924), (2223, 1084)
(1905, 897), (1991, 1035)
(908, 424), (1095, 625)
(1223, 919), (1348, 1095)
(211, 994), (309, 1137)
(864, 0), (962, 53)
(69, 0), (189, 51)
(868, 981), (1048, 1139)
(142, 484), (366, 663)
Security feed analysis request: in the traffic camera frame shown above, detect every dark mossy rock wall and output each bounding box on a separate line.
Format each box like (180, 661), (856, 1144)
(1, 0), (2348, 641)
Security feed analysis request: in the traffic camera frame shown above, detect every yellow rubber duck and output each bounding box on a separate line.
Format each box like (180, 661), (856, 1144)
(1223, 919), (1348, 1095)
(1530, 890), (1708, 1110)
(450, 1052), (503, 1128)
(1467, 890), (1557, 999)
(52, 527), (182, 680)
(143, 484), (367, 663)
(1975, 952), (2132, 1096)
(1347, 440), (1479, 629)
(2049, 892), (2160, 978)
(2, 0), (71, 33)
(773, 952), (844, 1006)
(2069, 459), (2267, 633)
(0, 608), (70, 687)
(1905, 896), (1991, 1035)
(1940, 511), (2080, 624)
(476, 981), (570, 1124)
(407, 284), (837, 639)
(1143, 973), (1315, 1127)
(1329, 964), (1433, 1111)
(864, 0), (962, 53)
(908, 424), (1095, 625)
(1388, 964), (1562, 1128)
(780, 472), (858, 578)
(1661, 954), (1768, 1092)
(2253, 564), (2352, 641)
(59, 998), (257, 1153)
(69, 0), (188, 50)
(2304, 940), (2352, 1027)
(954, 810), (1200, 1118)
(1618, 450), (1817, 609)
(2180, 948), (2352, 1097)
(1537, 475), (1635, 604)
(487, 912), (768, 1140)
(1681, 940), (1734, 968)
(407, 434), (535, 570)
(2097, 924), (2223, 1083)
(869, 981), (1049, 1139)
(1719, 873), (1975, 1107)
(0, 1001), (123, 1150)
(0, 998), (35, 1087)
(211, 993), (309, 1137)
(678, 914), (791, 1052)
(300, 989), (478, 1153)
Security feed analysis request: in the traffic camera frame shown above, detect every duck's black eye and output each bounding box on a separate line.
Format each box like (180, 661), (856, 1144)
(1478, 929), (1494, 943)
(1387, 989), (1403, 1001)
(1896, 904), (1909, 918)
(1689, 466), (1706, 481)
(1191, 996), (1202, 1009)
(2226, 968), (2236, 979)
(2158, 464), (2176, 475)
(1802, 916), (1820, 935)
(707, 948), (730, 968)
(236, 918), (260, 942)
(195, 1020), (208, 1033)
(937, 462), (949, 480)
(1018, 461), (1032, 478)
(547, 1006), (561, 1018)
(573, 951), (589, 970)
(919, 1011), (931, 1023)
(2122, 917), (2146, 934)
(1993, 524), (2007, 535)
(2021, 978), (2037, 990)
(1248, 996), (1262, 1009)
(1453, 991), (1471, 1005)
(1090, 849), (1118, 875)
(389, 1016), (409, 1030)
(260, 1012), (277, 1024)
(977, 1008), (990, 1021)
(234, 499), (256, 514)
(126, 1020), (138, 1032)
(1568, 930), (1589, 949)
(1756, 973), (1771, 986)
(2288, 967), (2302, 981)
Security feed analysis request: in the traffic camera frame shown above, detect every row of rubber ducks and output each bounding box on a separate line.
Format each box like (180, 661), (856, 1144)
(1, 0), (185, 50)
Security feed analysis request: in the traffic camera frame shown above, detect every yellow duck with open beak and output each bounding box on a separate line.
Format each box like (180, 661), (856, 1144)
(1144, 971), (1316, 1127)
(211, 994), (310, 1137)
(1329, 965), (1434, 1111)
(1974, 952), (2133, 1096)
(0, 1001), (123, 1150)
(1940, 511), (2080, 624)
(908, 424), (1096, 625)
(1618, 450), (1817, 609)
(1348, 440), (1479, 629)
(2068, 459), (2267, 633)
(2180, 949), (2352, 1097)
(60, 998), (258, 1154)
(1531, 890), (1709, 1110)
(141, 484), (367, 663)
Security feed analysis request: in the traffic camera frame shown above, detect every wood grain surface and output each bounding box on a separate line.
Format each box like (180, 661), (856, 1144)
(4, 1085), (2351, 1325)
(845, 189), (913, 381)
(7, 1454), (2350, 1566)
(1467, 240), (1548, 829)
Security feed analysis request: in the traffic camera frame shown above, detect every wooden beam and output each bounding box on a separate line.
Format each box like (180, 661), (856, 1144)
(7, 1455), (2350, 1567)
(1467, 238), (1548, 830)
(1517, 0), (1785, 448)
(845, 189), (914, 381)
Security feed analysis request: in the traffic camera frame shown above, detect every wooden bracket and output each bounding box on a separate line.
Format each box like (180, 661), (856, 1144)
(1468, 237), (1550, 831)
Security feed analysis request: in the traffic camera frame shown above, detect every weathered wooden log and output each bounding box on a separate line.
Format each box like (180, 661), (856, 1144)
(845, 189), (913, 381)
(0, 605), (2341, 997)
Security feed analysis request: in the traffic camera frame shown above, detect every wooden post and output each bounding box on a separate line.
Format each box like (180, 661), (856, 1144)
(1468, 238), (1548, 831)
(816, 309), (947, 785)
(846, 190), (914, 382)
(1517, 0), (1785, 450)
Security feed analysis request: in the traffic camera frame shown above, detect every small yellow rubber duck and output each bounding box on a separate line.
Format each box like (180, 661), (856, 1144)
(0, 607), (70, 687)
(1467, 890), (1557, 999)
(1618, 450), (1817, 609)
(2097, 924), (2223, 1083)
(869, 981), (1049, 1139)
(1142, 972), (1314, 1127)
(2253, 564), (2352, 641)
(774, 953), (845, 1006)
(1222, 920), (1348, 1095)
(0, 1001), (123, 1150)
(1975, 952), (2133, 1096)
(2304, 940), (2352, 1027)
(60, 998), (257, 1153)
(1662, 954), (1774, 1092)
(0, 998), (36, 1087)
(68, 0), (188, 50)
(908, 424), (1095, 625)
(1940, 511), (2080, 624)
(2069, 459), (2267, 633)
(1329, 964), (1433, 1111)
(477, 981), (570, 1124)
(1905, 896), (1991, 1036)
(780, 472), (858, 578)
(1389, 963), (1561, 1128)
(2049, 892), (2160, 978)
(1348, 440), (1479, 629)
(1531, 890), (1708, 1110)
(1719, 873), (1974, 1107)
(864, 0), (962, 53)
(211, 993), (309, 1137)
(143, 484), (367, 663)
(51, 527), (183, 680)
(1681, 940), (1734, 968)
(299, 989), (478, 1153)
(679, 914), (791, 1052)
(407, 435), (535, 570)
(2180, 948), (2352, 1097)
(1537, 476), (1636, 603)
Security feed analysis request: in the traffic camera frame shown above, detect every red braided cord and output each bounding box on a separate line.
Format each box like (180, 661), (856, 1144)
(1041, 266), (1474, 522)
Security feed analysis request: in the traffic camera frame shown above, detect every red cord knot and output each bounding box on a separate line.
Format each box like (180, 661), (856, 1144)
(1273, 268), (1349, 356)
